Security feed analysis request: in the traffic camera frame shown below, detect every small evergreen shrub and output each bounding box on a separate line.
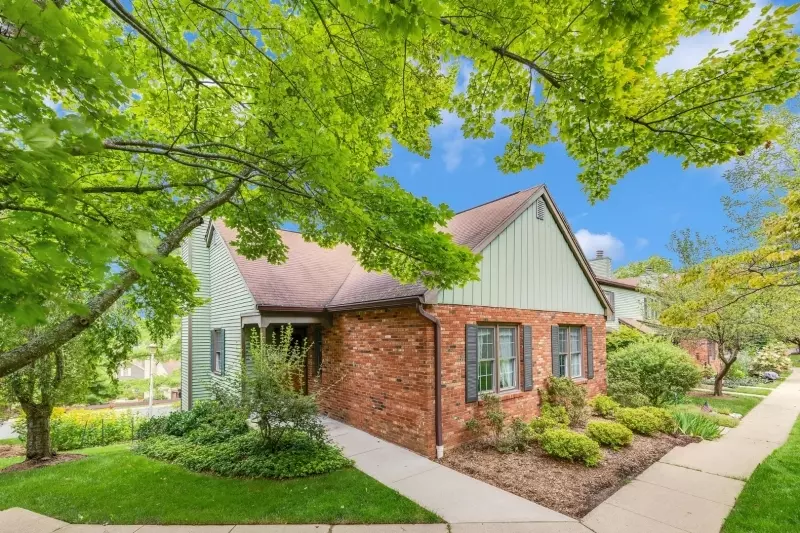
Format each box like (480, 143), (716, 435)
(615, 407), (662, 436)
(590, 395), (619, 418)
(607, 341), (702, 406)
(497, 417), (534, 453)
(640, 406), (678, 434)
(586, 420), (633, 449)
(539, 428), (603, 466)
(540, 404), (570, 425)
(530, 415), (567, 439)
(540, 377), (587, 427)
(135, 400), (248, 444)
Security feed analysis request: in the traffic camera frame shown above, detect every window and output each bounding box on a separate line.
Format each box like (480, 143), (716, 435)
(477, 325), (517, 393)
(603, 290), (615, 321)
(211, 328), (225, 374)
(643, 297), (659, 321)
(558, 326), (583, 378)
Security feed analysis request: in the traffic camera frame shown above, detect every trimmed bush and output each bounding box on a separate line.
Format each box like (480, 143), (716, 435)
(540, 377), (587, 427)
(541, 404), (570, 425)
(135, 431), (352, 478)
(539, 428), (603, 466)
(608, 341), (702, 406)
(590, 395), (620, 418)
(640, 406), (678, 434)
(530, 415), (567, 439)
(586, 420), (633, 450)
(14, 408), (140, 451)
(615, 407), (662, 435)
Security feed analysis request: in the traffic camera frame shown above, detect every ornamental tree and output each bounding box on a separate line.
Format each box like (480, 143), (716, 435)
(1, 0), (799, 377)
(614, 256), (674, 279)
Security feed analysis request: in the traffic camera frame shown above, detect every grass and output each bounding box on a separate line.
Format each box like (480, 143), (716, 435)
(791, 354), (800, 368)
(0, 444), (441, 525)
(722, 415), (800, 533)
(698, 384), (771, 396)
(0, 438), (22, 446)
(684, 392), (763, 416)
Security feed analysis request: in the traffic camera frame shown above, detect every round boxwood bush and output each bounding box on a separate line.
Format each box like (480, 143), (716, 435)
(639, 406), (678, 435)
(608, 341), (702, 406)
(539, 428), (603, 467)
(615, 407), (663, 435)
(590, 394), (620, 418)
(586, 420), (633, 449)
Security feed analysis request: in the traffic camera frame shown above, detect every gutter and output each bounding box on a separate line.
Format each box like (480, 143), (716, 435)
(416, 303), (443, 459)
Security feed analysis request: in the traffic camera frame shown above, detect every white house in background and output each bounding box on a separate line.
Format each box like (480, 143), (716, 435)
(587, 251), (659, 333)
(117, 359), (180, 380)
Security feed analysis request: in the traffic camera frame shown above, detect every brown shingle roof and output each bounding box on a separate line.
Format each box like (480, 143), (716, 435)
(214, 185), (602, 311)
(596, 275), (641, 290)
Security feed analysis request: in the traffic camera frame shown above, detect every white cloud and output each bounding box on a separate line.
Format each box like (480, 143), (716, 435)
(431, 110), (488, 173)
(575, 229), (625, 261)
(635, 237), (649, 250)
(657, 1), (766, 73)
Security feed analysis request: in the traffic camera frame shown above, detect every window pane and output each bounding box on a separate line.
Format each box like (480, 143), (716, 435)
(499, 327), (516, 389)
(571, 352), (581, 377)
(570, 328), (580, 354)
(559, 353), (567, 377)
(559, 327), (567, 354)
(478, 327), (494, 361)
(478, 360), (494, 393)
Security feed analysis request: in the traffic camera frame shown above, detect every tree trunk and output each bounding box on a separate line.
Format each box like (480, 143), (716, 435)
(714, 355), (735, 397)
(21, 403), (54, 460)
(713, 373), (725, 396)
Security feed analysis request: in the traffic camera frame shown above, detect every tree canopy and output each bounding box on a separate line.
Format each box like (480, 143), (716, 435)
(1, 0), (799, 377)
(614, 256), (673, 278)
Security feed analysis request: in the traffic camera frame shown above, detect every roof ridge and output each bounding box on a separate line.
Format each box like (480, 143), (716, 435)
(453, 185), (542, 215)
(328, 259), (361, 306)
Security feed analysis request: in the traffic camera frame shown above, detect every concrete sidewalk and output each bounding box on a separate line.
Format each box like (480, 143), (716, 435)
(323, 418), (575, 525)
(584, 369), (800, 533)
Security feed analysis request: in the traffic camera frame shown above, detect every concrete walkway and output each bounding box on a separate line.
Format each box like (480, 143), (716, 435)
(584, 369), (800, 533)
(322, 418), (575, 526)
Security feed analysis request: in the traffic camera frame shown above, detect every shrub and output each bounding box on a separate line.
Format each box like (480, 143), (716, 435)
(540, 377), (587, 427)
(135, 400), (249, 444)
(497, 417), (534, 453)
(639, 406), (678, 434)
(14, 408), (140, 451)
(541, 404), (570, 425)
(539, 428), (603, 466)
(615, 407), (662, 435)
(135, 431), (352, 479)
(607, 341), (702, 406)
(671, 412), (722, 440)
(606, 326), (651, 354)
(590, 395), (619, 418)
(529, 416), (566, 439)
(728, 361), (747, 380)
(586, 420), (633, 449)
(750, 342), (792, 375)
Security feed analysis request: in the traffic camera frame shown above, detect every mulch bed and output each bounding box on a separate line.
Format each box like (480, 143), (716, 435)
(441, 429), (696, 518)
(0, 444), (24, 459)
(1, 453), (85, 473)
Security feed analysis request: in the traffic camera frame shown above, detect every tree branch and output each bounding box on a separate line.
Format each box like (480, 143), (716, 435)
(0, 178), (243, 378)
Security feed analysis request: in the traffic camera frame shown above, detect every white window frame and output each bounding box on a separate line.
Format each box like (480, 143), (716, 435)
(558, 326), (583, 379)
(212, 328), (223, 374)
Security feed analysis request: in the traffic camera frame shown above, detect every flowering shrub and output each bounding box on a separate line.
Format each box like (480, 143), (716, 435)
(13, 408), (140, 451)
(750, 343), (791, 374)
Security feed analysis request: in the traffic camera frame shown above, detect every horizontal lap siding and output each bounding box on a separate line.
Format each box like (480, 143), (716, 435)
(438, 201), (604, 315)
(208, 228), (256, 395)
(600, 284), (644, 329)
(190, 223), (213, 404)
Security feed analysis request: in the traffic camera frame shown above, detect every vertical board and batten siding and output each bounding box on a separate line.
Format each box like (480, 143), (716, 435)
(179, 222), (213, 408)
(208, 226), (257, 395)
(599, 284), (645, 329)
(438, 200), (605, 314)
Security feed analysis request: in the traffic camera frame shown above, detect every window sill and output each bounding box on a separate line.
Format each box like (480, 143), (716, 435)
(478, 389), (526, 403)
(211, 371), (225, 377)
(572, 378), (588, 385)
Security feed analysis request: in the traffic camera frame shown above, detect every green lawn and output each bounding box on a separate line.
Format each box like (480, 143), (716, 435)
(723, 415), (800, 533)
(0, 444), (440, 525)
(791, 354), (800, 367)
(698, 385), (771, 397)
(684, 393), (762, 416)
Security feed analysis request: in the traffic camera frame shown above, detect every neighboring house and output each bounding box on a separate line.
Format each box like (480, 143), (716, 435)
(118, 359), (180, 380)
(588, 253), (719, 371)
(180, 186), (612, 458)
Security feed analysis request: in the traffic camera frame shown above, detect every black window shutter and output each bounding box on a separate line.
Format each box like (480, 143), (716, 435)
(587, 327), (594, 379)
(210, 330), (215, 372)
(551, 325), (561, 377)
(523, 325), (533, 391)
(314, 327), (323, 376)
(220, 329), (226, 374)
(465, 324), (478, 403)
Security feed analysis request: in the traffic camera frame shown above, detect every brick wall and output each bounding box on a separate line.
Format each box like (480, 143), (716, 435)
(680, 339), (721, 373)
(316, 307), (436, 456)
(430, 305), (607, 450)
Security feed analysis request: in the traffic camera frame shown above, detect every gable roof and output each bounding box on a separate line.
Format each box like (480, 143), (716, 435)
(213, 186), (611, 314)
(596, 275), (641, 290)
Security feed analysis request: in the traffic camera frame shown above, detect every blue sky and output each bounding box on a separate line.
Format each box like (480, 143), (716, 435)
(383, 0), (796, 271)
